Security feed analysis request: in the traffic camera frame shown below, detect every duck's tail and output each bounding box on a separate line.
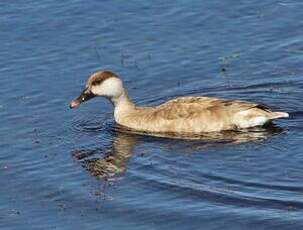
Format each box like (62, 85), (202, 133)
(268, 112), (289, 120)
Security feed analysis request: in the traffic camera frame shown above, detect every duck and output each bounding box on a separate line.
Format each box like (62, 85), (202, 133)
(69, 70), (289, 133)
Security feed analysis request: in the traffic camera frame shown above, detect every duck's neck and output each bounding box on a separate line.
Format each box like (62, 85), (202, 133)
(111, 90), (135, 122)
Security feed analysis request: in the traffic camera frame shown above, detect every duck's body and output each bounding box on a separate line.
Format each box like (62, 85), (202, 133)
(114, 95), (288, 133)
(70, 71), (289, 133)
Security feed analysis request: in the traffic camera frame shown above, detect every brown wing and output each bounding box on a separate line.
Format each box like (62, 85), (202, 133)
(152, 96), (271, 120)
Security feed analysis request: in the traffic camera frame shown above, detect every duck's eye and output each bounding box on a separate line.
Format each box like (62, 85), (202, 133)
(81, 96), (85, 101)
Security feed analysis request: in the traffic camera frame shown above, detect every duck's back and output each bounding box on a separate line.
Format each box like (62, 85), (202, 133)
(116, 96), (287, 133)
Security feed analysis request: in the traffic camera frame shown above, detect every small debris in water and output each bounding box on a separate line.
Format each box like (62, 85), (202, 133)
(287, 205), (298, 212)
(219, 53), (240, 70)
(91, 190), (113, 200)
(58, 203), (67, 211)
(219, 53), (240, 64)
(95, 191), (102, 196)
(20, 95), (31, 100)
(9, 210), (20, 215)
(285, 48), (303, 54)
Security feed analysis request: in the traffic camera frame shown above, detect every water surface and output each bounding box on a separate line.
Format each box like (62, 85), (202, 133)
(1, 1), (303, 229)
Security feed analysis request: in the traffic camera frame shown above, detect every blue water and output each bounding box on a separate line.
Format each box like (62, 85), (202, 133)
(1, 1), (303, 229)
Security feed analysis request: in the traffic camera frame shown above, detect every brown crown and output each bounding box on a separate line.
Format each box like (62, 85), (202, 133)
(87, 71), (119, 88)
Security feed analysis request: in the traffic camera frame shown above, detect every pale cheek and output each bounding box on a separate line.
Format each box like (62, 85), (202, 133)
(91, 86), (103, 96)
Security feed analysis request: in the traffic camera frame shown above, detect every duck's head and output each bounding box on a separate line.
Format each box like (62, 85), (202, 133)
(69, 71), (124, 108)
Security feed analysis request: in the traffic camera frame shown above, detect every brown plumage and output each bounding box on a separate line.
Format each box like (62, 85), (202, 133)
(87, 71), (119, 87)
(70, 71), (289, 133)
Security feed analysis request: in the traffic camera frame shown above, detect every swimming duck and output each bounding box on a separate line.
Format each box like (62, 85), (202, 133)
(70, 71), (289, 133)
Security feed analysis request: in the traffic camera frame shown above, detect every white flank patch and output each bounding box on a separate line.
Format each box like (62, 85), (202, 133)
(238, 116), (268, 128)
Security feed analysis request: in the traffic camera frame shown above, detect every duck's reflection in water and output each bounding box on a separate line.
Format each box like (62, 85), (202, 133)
(72, 132), (137, 179)
(72, 124), (284, 179)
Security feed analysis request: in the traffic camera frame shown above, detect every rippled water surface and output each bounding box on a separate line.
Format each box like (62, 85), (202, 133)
(1, 1), (303, 229)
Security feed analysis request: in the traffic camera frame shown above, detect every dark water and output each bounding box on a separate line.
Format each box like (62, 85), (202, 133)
(1, 1), (303, 229)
